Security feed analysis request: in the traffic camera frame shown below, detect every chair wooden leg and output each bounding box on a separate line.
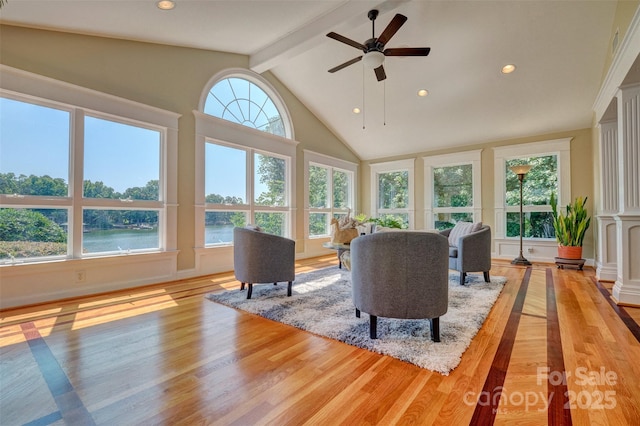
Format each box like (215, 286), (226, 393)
(370, 315), (377, 339)
(483, 271), (490, 282)
(287, 281), (292, 297)
(246, 283), (253, 299)
(430, 317), (440, 342)
(355, 308), (360, 318)
(460, 272), (466, 285)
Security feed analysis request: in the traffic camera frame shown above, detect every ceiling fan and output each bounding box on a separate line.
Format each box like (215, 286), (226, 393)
(326, 9), (431, 82)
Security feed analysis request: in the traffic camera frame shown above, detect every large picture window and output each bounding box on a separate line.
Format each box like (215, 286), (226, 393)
(306, 157), (355, 237)
(0, 97), (71, 197)
(504, 155), (557, 238)
(0, 91), (175, 263)
(434, 164), (473, 226)
(424, 150), (482, 230)
(0, 207), (69, 260)
(493, 139), (571, 241)
(84, 116), (161, 201)
(204, 141), (291, 243)
(370, 159), (414, 228)
(196, 69), (296, 254)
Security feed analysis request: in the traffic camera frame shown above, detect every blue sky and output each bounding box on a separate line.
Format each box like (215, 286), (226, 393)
(1, 96), (261, 198)
(1, 97), (159, 193)
(205, 143), (247, 200)
(1, 97), (70, 184)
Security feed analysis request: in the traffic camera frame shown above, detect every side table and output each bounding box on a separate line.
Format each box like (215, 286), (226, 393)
(322, 242), (351, 269)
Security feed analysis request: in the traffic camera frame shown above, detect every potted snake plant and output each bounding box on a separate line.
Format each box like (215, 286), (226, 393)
(550, 193), (591, 259)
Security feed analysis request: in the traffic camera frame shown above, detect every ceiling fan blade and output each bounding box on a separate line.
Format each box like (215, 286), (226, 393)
(327, 32), (366, 51)
(384, 47), (431, 56)
(376, 14), (407, 46)
(328, 56), (363, 73)
(374, 65), (386, 81)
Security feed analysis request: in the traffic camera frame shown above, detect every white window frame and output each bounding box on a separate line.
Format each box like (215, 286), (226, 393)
(199, 68), (294, 140)
(0, 65), (179, 263)
(423, 150), (482, 229)
(195, 70), (297, 251)
(492, 138), (571, 260)
(370, 158), (415, 228)
(201, 139), (292, 245)
(304, 150), (358, 239)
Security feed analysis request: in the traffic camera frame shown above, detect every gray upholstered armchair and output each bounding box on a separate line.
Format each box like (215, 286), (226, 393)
(440, 224), (491, 286)
(350, 231), (449, 341)
(233, 227), (295, 299)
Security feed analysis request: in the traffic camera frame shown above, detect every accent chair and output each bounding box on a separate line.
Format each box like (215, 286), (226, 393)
(350, 231), (449, 341)
(440, 223), (491, 286)
(233, 226), (295, 299)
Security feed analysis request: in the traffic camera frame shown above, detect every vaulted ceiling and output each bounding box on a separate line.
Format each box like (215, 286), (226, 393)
(0, 0), (623, 160)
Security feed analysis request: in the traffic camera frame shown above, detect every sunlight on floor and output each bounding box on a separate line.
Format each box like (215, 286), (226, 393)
(0, 307), (62, 326)
(70, 293), (178, 331)
(77, 289), (171, 308)
(0, 289), (180, 342)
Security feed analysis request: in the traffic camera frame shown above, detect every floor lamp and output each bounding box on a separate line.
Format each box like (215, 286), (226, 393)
(510, 165), (532, 266)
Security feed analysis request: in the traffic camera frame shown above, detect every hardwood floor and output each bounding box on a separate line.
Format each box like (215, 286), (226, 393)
(1, 256), (639, 425)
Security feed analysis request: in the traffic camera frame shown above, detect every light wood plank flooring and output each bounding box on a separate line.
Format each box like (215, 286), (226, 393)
(1, 256), (639, 425)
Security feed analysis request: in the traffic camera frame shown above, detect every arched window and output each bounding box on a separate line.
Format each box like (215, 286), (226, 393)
(195, 69), (297, 258)
(203, 73), (291, 138)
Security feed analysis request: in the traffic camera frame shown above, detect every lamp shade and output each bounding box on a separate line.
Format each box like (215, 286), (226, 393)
(510, 165), (532, 175)
(363, 51), (385, 69)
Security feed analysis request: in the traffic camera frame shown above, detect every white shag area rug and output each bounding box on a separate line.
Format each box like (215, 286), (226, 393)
(206, 267), (506, 375)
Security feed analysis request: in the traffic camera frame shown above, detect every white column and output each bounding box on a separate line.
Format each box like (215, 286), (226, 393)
(612, 83), (640, 306)
(596, 120), (618, 281)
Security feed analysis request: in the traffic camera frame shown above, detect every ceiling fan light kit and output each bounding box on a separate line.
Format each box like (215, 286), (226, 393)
(363, 51), (385, 69)
(326, 9), (430, 82)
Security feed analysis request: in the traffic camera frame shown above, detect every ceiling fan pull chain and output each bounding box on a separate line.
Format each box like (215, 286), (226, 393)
(384, 80), (386, 126)
(362, 62), (366, 130)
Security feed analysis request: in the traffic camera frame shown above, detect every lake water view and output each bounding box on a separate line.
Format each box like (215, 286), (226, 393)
(205, 224), (234, 245)
(81, 224), (235, 252)
(82, 229), (159, 253)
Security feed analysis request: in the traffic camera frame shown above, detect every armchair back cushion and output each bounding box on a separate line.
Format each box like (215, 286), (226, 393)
(446, 221), (483, 247)
(350, 231), (449, 320)
(233, 227), (295, 286)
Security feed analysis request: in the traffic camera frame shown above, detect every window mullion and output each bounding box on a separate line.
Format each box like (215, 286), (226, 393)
(248, 148), (254, 223)
(72, 108), (84, 258)
(0, 195), (72, 207)
(327, 167), (334, 215)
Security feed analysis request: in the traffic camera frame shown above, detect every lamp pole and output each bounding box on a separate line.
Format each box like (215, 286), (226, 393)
(510, 165), (532, 266)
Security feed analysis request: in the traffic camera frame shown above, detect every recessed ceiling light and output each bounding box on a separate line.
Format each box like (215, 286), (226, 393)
(157, 0), (176, 10)
(501, 64), (516, 74)
(352, 107), (361, 114)
(417, 89), (428, 97)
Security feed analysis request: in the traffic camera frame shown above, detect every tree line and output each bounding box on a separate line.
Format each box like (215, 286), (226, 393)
(1, 172), (160, 200)
(0, 173), (161, 242)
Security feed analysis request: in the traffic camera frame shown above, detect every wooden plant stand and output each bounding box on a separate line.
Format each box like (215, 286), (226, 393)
(555, 257), (585, 270)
